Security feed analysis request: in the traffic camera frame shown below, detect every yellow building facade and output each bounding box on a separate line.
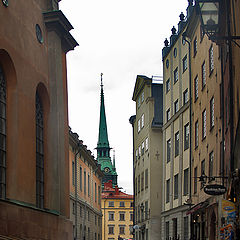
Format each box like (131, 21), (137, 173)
(101, 181), (133, 240)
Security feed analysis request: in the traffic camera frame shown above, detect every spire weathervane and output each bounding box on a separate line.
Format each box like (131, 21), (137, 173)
(101, 73), (103, 88)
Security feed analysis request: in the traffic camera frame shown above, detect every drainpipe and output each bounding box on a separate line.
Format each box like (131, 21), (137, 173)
(129, 115), (136, 239)
(183, 32), (192, 239)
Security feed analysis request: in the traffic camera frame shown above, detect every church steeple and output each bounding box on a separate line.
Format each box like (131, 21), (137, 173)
(96, 73), (117, 186)
(97, 73), (110, 150)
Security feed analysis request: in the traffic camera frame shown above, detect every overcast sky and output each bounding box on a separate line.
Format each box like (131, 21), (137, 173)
(60, 0), (189, 194)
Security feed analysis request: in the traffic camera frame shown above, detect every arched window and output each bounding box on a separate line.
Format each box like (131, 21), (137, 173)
(0, 65), (6, 199)
(36, 92), (44, 208)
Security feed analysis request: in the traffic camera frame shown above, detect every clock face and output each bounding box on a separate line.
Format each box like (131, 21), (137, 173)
(104, 167), (110, 173)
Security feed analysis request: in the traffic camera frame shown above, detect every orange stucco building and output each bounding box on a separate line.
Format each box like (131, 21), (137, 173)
(0, 0), (78, 239)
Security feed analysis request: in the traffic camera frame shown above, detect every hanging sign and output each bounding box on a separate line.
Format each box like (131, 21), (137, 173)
(204, 184), (226, 195)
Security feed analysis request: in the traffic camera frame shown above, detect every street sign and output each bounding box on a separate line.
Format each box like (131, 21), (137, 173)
(204, 184), (226, 195)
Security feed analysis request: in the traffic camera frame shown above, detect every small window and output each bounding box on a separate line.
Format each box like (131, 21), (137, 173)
(174, 67), (179, 83)
(108, 226), (114, 235)
(166, 78), (170, 93)
(109, 201), (114, 207)
(120, 201), (125, 207)
(183, 55), (187, 72)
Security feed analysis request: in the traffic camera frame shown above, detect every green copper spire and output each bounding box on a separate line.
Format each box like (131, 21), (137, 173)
(97, 73), (110, 149)
(96, 73), (118, 186)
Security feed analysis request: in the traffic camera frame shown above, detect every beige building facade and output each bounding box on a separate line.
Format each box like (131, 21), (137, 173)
(161, 10), (191, 240)
(69, 128), (103, 240)
(184, 7), (222, 240)
(130, 75), (163, 240)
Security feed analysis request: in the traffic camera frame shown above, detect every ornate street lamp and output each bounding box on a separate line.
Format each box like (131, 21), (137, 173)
(196, 0), (220, 38)
(196, 0), (240, 45)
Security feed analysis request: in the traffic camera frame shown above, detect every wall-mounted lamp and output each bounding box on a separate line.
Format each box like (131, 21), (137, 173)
(196, 0), (240, 47)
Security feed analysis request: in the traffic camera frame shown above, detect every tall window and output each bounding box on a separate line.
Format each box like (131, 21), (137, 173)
(72, 161), (75, 186)
(137, 119), (140, 133)
(184, 123), (189, 150)
(119, 225), (125, 235)
(166, 179), (170, 203)
(194, 167), (197, 194)
(202, 61), (206, 89)
(84, 170), (86, 194)
(141, 114), (144, 128)
(183, 55), (188, 72)
(141, 172), (144, 191)
(173, 218), (178, 240)
(108, 212), (114, 221)
(166, 108), (170, 121)
(145, 201), (148, 219)
(183, 168), (189, 196)
(119, 212), (125, 221)
(88, 174), (90, 196)
(166, 78), (170, 93)
(183, 89), (188, 105)
(210, 97), (215, 129)
(167, 139), (171, 163)
(95, 182), (97, 202)
(209, 151), (214, 179)
(174, 67), (178, 83)
(0, 66), (6, 199)
(175, 131), (179, 157)
(174, 174), (178, 199)
(145, 137), (149, 151)
(145, 169), (148, 189)
(36, 93), (44, 208)
(108, 225), (114, 235)
(193, 37), (197, 56)
(195, 121), (199, 148)
(202, 109), (207, 139)
(194, 76), (198, 101)
(174, 99), (179, 114)
(209, 45), (214, 73)
(80, 166), (82, 191)
(201, 159), (205, 188)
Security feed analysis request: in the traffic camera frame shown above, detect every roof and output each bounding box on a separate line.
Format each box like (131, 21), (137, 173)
(101, 180), (133, 199)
